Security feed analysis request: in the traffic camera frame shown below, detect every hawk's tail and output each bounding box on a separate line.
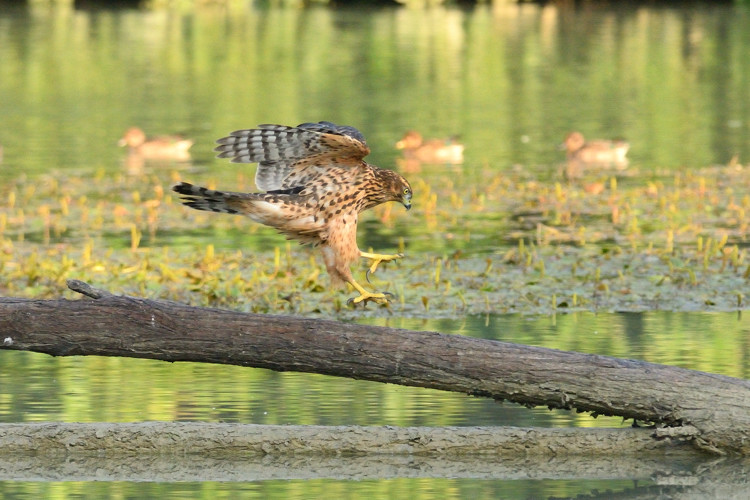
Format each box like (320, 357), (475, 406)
(172, 182), (244, 215)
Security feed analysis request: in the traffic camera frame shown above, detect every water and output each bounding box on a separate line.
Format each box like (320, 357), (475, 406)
(0, 311), (747, 498)
(1, 2), (749, 180)
(1, 1), (750, 498)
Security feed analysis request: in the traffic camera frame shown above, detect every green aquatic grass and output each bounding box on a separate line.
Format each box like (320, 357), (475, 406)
(0, 163), (748, 318)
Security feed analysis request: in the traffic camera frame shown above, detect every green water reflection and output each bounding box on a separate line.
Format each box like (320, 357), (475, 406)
(0, 478), (662, 500)
(1, 2), (749, 181)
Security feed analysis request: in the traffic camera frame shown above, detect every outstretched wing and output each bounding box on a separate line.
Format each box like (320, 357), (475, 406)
(214, 122), (370, 192)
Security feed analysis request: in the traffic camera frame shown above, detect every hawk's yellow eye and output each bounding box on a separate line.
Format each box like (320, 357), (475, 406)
(403, 188), (411, 195)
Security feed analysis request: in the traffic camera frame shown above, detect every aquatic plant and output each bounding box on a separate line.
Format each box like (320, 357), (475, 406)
(1, 163), (748, 318)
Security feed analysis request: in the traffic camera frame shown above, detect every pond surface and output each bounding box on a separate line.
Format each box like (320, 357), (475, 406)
(2, 1), (750, 181)
(1, 310), (748, 498)
(1, 0), (750, 498)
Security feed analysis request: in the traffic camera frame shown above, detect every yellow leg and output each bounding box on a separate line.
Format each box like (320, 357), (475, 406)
(346, 278), (393, 306)
(360, 251), (404, 283)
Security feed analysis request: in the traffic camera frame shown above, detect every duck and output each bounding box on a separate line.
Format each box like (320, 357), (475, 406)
(118, 127), (193, 161)
(562, 131), (629, 167)
(395, 131), (464, 165)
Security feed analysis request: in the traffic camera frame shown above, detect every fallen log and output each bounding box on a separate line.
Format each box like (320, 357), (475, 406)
(2, 423), (747, 495)
(0, 422), (691, 457)
(1, 280), (749, 455)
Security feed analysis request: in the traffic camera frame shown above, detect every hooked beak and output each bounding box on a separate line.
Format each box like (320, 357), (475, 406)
(402, 194), (412, 211)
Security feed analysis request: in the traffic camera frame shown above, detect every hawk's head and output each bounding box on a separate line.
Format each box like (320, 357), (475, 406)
(380, 169), (412, 211)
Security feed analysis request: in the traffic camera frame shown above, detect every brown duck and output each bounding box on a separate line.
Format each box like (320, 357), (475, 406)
(396, 131), (464, 165)
(118, 127), (193, 161)
(562, 131), (629, 167)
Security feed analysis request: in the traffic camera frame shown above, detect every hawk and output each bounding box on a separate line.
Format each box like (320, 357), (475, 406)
(173, 122), (412, 305)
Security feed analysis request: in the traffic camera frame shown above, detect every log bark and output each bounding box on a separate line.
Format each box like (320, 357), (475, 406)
(4, 423), (750, 499)
(0, 422), (689, 457)
(2, 424), (748, 498)
(1, 280), (749, 455)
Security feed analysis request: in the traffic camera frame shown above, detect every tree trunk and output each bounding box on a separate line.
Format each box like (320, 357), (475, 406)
(3, 423), (750, 499)
(1, 424), (748, 497)
(1, 280), (749, 455)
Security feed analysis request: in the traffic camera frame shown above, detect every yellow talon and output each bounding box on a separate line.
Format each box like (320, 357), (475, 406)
(360, 251), (404, 283)
(346, 279), (393, 306)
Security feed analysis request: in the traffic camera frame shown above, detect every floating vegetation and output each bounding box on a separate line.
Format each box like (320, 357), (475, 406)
(0, 163), (748, 319)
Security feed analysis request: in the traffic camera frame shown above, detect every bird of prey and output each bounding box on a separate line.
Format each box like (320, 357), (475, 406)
(172, 122), (412, 305)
